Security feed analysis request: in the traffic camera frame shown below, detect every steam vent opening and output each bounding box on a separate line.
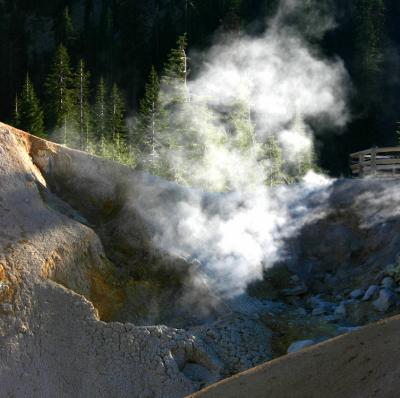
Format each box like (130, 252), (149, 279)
(4, 1), (400, 397)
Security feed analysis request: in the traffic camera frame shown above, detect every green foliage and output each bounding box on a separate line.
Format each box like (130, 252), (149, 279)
(227, 97), (256, 153)
(15, 74), (45, 138)
(42, 45), (132, 166)
(13, 23), (318, 186)
(161, 34), (189, 105)
(135, 66), (165, 171)
(135, 36), (315, 190)
(163, 34), (189, 84)
(93, 77), (108, 142)
(45, 44), (77, 145)
(73, 59), (92, 150)
(262, 136), (284, 186)
(290, 111), (317, 179)
(109, 83), (126, 140)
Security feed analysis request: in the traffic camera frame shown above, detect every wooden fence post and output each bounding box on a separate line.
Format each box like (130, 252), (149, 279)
(371, 146), (377, 176)
(359, 153), (364, 177)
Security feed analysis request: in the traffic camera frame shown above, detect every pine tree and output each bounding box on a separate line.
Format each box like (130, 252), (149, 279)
(73, 59), (91, 150)
(109, 83), (126, 140)
(227, 95), (256, 154)
(14, 94), (20, 128)
(107, 83), (128, 161)
(158, 34), (193, 176)
(162, 34), (189, 102)
(136, 66), (165, 170)
(263, 136), (283, 186)
(93, 77), (109, 146)
(15, 73), (45, 137)
(291, 111), (316, 177)
(45, 44), (76, 145)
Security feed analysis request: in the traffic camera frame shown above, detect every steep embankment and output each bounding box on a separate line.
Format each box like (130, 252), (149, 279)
(3, 122), (400, 398)
(0, 123), (223, 397)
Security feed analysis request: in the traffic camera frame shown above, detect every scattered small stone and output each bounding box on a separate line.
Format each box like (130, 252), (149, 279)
(337, 326), (361, 334)
(2, 303), (13, 313)
(311, 301), (335, 316)
(381, 277), (395, 289)
(323, 314), (341, 323)
(362, 285), (379, 301)
(287, 340), (315, 354)
(349, 288), (364, 300)
(282, 284), (308, 296)
(334, 302), (347, 318)
(373, 288), (397, 312)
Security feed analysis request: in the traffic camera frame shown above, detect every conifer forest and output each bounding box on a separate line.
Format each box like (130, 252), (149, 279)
(0, 0), (396, 184)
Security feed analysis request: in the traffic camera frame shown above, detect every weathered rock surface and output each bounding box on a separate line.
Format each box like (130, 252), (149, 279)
(190, 314), (273, 376)
(0, 124), (222, 397)
(188, 315), (400, 398)
(4, 122), (400, 397)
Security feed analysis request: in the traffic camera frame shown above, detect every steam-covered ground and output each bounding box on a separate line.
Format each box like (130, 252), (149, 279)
(3, 124), (400, 397)
(31, 123), (400, 374)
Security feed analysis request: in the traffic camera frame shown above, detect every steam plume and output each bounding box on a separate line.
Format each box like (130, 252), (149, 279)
(136, 0), (349, 297)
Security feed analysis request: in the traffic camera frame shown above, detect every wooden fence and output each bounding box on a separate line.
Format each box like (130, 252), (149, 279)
(350, 146), (400, 177)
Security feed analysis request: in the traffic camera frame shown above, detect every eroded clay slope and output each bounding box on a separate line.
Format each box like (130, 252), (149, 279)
(0, 123), (221, 398)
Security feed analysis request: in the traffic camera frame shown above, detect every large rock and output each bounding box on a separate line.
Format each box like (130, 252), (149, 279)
(0, 124), (221, 397)
(373, 288), (398, 313)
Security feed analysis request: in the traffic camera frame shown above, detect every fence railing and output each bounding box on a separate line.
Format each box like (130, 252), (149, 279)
(350, 146), (400, 177)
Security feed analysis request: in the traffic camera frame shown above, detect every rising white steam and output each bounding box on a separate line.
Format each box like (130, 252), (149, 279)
(135, 171), (333, 297)
(136, 0), (349, 297)
(149, 0), (349, 192)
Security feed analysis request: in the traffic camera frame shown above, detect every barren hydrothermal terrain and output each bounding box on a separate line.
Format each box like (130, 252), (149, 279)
(2, 122), (400, 397)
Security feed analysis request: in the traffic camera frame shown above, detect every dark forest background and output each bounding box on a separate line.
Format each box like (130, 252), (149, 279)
(0, 0), (397, 175)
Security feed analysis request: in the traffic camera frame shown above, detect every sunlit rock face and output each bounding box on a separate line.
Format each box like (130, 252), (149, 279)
(0, 124), (224, 398)
(3, 123), (400, 398)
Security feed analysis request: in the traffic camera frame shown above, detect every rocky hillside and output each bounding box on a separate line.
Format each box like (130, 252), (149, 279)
(188, 314), (400, 398)
(2, 122), (400, 397)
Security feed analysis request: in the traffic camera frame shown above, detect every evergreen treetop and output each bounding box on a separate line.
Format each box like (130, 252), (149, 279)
(45, 44), (75, 132)
(15, 73), (45, 138)
(109, 83), (126, 140)
(93, 77), (108, 140)
(73, 59), (91, 149)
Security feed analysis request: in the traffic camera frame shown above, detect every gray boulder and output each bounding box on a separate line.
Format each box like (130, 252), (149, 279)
(282, 284), (308, 296)
(349, 288), (364, 300)
(373, 289), (398, 312)
(381, 277), (395, 289)
(362, 285), (380, 301)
